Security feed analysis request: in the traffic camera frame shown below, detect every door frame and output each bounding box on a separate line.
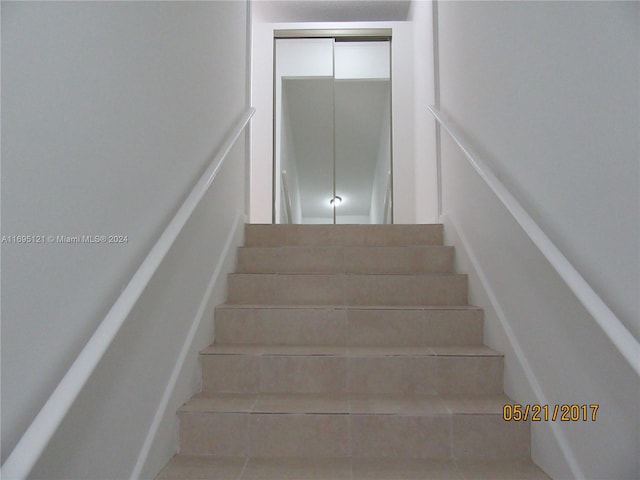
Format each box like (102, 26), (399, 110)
(272, 28), (394, 224)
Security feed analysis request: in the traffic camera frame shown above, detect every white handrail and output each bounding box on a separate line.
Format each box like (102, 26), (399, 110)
(428, 105), (640, 378)
(1, 107), (256, 480)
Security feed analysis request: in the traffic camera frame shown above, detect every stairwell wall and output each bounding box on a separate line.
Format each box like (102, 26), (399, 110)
(436, 1), (639, 479)
(2, 1), (249, 478)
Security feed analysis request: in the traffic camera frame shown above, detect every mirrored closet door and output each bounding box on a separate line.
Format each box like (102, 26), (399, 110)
(274, 33), (392, 224)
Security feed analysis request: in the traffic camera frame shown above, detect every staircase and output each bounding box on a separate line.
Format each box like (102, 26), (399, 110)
(157, 224), (550, 480)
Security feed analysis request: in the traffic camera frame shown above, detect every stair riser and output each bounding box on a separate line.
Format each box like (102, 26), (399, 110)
(179, 412), (529, 460)
(236, 246), (454, 274)
(245, 224), (444, 247)
(215, 307), (483, 346)
(227, 274), (468, 306)
(201, 355), (503, 395)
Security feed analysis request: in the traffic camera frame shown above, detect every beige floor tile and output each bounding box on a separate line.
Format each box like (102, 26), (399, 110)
(253, 393), (350, 414)
(203, 345), (265, 355)
(260, 355), (348, 393)
(156, 455), (246, 479)
(179, 393), (257, 413)
(244, 224), (288, 246)
(215, 306), (346, 345)
(452, 415), (530, 460)
(347, 309), (426, 346)
(268, 307), (347, 345)
(351, 458), (462, 480)
(279, 246), (345, 273)
(347, 346), (435, 356)
(179, 413), (248, 456)
(351, 415), (451, 458)
(413, 246), (455, 273)
(349, 395), (449, 415)
(236, 247), (284, 273)
(430, 346), (502, 356)
(287, 225), (345, 246)
(201, 355), (260, 393)
(424, 309), (483, 346)
(343, 246), (450, 274)
(261, 345), (346, 355)
(349, 356), (437, 395)
(239, 246), (347, 274)
(214, 307), (270, 345)
(456, 460), (552, 479)
(343, 225), (443, 246)
(344, 275), (417, 306)
(277, 274), (345, 304)
(346, 305), (426, 311)
(345, 275), (467, 306)
(437, 357), (503, 395)
(241, 458), (351, 479)
(248, 414), (349, 457)
(227, 274), (278, 304)
(443, 395), (511, 415)
(244, 224), (445, 247)
(412, 275), (467, 305)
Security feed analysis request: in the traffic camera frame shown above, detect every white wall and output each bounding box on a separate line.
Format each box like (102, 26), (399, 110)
(1, 1), (249, 477)
(442, 148), (640, 480)
(409, 0), (438, 223)
(251, 20), (416, 224)
(437, 0), (639, 341)
(436, 1), (639, 478)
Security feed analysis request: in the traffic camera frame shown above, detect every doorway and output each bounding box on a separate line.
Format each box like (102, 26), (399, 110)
(273, 31), (392, 224)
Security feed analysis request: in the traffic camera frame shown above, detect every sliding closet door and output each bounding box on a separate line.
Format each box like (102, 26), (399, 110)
(274, 38), (334, 224)
(334, 41), (392, 224)
(274, 36), (392, 224)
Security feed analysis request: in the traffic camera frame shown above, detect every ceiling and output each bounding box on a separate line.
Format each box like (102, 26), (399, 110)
(253, 0), (412, 23)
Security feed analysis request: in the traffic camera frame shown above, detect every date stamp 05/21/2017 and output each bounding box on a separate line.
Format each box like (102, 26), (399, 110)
(503, 404), (599, 422)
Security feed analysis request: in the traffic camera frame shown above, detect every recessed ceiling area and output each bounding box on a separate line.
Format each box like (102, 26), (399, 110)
(253, 0), (412, 23)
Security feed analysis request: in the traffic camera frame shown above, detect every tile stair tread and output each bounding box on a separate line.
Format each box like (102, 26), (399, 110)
(236, 245), (454, 261)
(200, 344), (503, 357)
(157, 456), (552, 480)
(243, 224), (445, 247)
(217, 304), (483, 310)
(236, 245), (455, 274)
(178, 392), (514, 416)
(229, 272), (465, 277)
(238, 245), (454, 250)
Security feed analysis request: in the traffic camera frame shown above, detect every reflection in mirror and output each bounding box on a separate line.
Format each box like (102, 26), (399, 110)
(334, 78), (391, 224)
(280, 78), (334, 224)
